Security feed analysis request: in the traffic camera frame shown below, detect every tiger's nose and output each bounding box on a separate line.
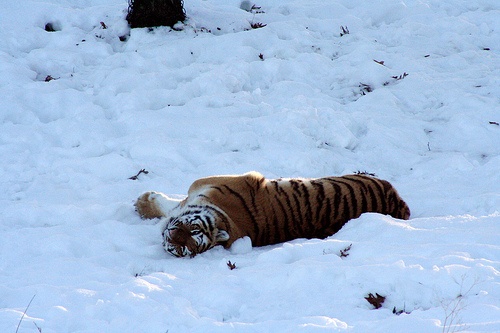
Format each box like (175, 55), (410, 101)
(169, 227), (190, 246)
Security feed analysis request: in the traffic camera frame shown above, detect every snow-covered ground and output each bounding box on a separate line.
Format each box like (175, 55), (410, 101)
(1, 0), (499, 332)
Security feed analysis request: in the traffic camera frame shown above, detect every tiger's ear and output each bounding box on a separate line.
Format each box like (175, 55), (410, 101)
(216, 229), (230, 243)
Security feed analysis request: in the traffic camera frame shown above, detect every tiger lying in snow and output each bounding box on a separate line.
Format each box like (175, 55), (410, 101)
(135, 172), (410, 257)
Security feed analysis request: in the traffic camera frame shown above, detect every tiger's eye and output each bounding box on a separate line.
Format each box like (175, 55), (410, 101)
(191, 230), (201, 236)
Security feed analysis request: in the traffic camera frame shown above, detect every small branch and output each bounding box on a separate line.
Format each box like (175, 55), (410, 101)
(45, 75), (59, 82)
(251, 5), (265, 14)
(250, 22), (266, 29)
(129, 169), (149, 180)
(16, 294), (36, 333)
(354, 170), (376, 177)
(340, 26), (350, 37)
(359, 83), (373, 95)
(383, 72), (409, 86)
(135, 266), (148, 277)
(392, 72), (409, 80)
(339, 243), (352, 258)
(392, 304), (410, 315)
(440, 274), (479, 333)
(227, 261), (237, 270)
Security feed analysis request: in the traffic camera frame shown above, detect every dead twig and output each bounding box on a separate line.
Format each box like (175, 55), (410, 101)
(354, 170), (376, 177)
(16, 294), (36, 333)
(250, 22), (266, 29)
(392, 72), (409, 80)
(129, 169), (149, 180)
(340, 26), (350, 37)
(339, 244), (352, 258)
(359, 83), (373, 95)
(45, 75), (58, 82)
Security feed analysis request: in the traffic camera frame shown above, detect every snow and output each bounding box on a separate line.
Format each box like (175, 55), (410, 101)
(0, 0), (499, 332)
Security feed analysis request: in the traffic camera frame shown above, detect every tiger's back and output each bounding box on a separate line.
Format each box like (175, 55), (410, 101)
(196, 172), (410, 247)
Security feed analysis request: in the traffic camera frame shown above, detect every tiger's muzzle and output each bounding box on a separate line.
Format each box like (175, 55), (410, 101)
(163, 224), (199, 257)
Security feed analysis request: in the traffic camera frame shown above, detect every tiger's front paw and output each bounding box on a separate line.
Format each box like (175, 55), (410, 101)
(135, 191), (165, 219)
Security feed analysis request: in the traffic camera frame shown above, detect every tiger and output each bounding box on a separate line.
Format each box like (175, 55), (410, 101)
(135, 171), (410, 257)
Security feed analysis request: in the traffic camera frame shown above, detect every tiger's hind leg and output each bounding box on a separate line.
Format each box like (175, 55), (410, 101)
(135, 191), (182, 219)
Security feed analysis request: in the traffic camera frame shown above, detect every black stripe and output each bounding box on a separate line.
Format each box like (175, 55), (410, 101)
(276, 182), (300, 242)
(300, 181), (314, 232)
(341, 176), (369, 214)
(268, 180), (286, 244)
(273, 180), (280, 192)
(343, 181), (358, 218)
(342, 192), (351, 223)
(365, 183), (377, 211)
(274, 194), (292, 243)
(359, 176), (387, 213)
(327, 181), (343, 222)
(290, 180), (306, 236)
(183, 206), (205, 214)
(197, 194), (211, 200)
(269, 180), (294, 242)
(264, 185), (280, 244)
(325, 178), (357, 220)
(272, 215), (282, 244)
(389, 191), (399, 217)
(213, 209), (231, 235)
(322, 197), (333, 232)
(311, 180), (325, 224)
(187, 204), (232, 235)
(223, 185), (260, 240)
(212, 186), (225, 194)
(244, 179), (262, 242)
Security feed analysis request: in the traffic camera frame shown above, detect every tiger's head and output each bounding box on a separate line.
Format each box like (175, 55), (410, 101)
(162, 207), (230, 257)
